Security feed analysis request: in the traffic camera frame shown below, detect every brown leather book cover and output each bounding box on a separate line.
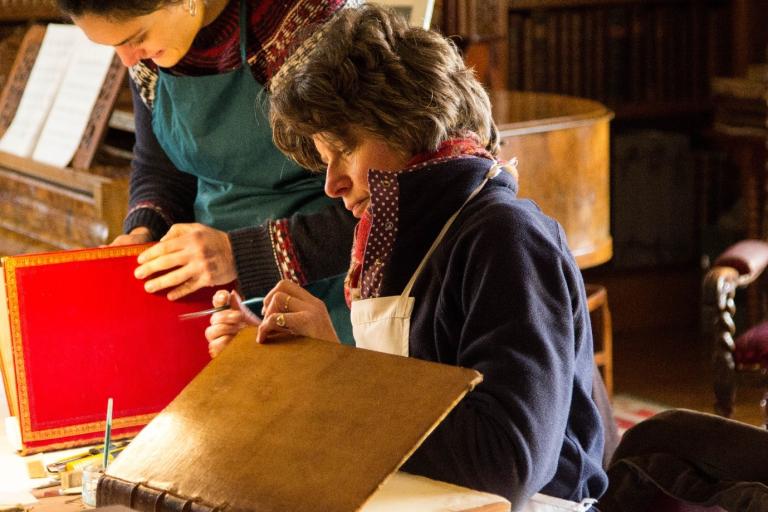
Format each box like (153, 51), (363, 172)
(97, 328), (483, 512)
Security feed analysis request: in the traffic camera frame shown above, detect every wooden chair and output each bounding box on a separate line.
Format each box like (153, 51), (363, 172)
(703, 63), (768, 427)
(702, 240), (768, 427)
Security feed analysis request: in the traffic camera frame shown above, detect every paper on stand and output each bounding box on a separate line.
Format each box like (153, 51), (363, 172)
(32, 35), (114, 167)
(0, 25), (80, 158)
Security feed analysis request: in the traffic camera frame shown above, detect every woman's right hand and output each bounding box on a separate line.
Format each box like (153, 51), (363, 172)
(205, 290), (261, 358)
(257, 280), (340, 344)
(110, 227), (152, 246)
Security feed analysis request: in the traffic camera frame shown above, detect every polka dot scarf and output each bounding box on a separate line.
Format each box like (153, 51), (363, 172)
(344, 134), (495, 306)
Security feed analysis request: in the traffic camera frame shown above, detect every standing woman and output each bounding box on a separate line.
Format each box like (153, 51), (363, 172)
(57, 0), (357, 342)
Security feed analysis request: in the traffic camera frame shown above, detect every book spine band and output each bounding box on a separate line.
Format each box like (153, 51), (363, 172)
(97, 475), (219, 512)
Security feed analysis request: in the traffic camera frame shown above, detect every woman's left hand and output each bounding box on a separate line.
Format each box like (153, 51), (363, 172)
(257, 279), (340, 344)
(206, 290), (261, 358)
(134, 223), (237, 300)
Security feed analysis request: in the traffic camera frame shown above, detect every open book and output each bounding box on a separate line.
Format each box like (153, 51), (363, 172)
(0, 245), (224, 454)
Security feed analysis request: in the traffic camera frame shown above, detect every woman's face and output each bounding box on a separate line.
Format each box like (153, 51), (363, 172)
(313, 133), (410, 219)
(73, 3), (203, 68)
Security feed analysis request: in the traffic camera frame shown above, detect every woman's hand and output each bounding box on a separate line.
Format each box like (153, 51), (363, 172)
(257, 279), (340, 344)
(206, 290), (260, 358)
(133, 223), (237, 300)
(109, 227), (152, 247)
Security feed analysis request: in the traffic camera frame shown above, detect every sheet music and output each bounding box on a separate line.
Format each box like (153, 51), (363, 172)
(32, 35), (114, 167)
(0, 24), (80, 158)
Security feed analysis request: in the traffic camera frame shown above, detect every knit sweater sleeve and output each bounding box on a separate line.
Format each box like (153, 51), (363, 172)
(123, 79), (197, 240)
(402, 199), (606, 507)
(228, 200), (356, 298)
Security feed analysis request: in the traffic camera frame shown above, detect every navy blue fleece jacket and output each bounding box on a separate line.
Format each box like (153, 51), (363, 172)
(378, 157), (607, 507)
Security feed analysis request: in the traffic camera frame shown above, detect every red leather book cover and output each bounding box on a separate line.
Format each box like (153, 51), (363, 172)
(0, 245), (223, 454)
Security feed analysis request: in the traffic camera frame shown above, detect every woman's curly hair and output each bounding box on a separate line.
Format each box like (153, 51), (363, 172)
(269, 3), (499, 171)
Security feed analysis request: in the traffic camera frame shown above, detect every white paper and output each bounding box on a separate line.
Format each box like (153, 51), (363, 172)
(0, 24), (80, 158)
(32, 33), (115, 168)
(363, 472), (510, 511)
(0, 418), (94, 497)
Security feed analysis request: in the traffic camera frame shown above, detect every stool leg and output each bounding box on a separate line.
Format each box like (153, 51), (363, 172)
(585, 284), (613, 398)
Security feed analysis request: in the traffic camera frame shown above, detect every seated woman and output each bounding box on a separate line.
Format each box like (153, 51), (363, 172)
(205, 5), (607, 509)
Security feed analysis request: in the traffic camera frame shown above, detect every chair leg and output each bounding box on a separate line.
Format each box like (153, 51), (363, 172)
(703, 267), (739, 419)
(713, 353), (735, 418)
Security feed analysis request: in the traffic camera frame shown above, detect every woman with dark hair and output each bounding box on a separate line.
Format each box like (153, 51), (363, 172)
(207, 5), (608, 510)
(56, 0), (357, 342)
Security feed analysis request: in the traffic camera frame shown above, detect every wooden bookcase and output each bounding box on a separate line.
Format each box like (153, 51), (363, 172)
(437, 0), (748, 120)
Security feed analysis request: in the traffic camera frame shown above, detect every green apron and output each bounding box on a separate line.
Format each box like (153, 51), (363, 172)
(150, 0), (352, 344)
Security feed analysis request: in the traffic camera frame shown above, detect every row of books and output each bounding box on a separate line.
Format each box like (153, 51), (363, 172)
(507, 3), (724, 105)
(711, 65), (768, 129)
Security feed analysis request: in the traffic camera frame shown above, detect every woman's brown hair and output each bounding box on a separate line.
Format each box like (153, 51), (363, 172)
(269, 3), (499, 171)
(57, 0), (181, 19)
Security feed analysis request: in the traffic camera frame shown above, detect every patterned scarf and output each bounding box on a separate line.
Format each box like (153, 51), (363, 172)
(344, 134), (497, 306)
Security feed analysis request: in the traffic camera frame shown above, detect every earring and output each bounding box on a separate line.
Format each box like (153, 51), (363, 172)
(188, 0), (197, 17)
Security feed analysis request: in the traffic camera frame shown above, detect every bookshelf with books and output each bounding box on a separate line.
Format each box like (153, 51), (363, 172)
(439, 0), (734, 121)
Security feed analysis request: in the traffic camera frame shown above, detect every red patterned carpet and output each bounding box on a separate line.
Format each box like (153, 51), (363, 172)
(611, 394), (670, 436)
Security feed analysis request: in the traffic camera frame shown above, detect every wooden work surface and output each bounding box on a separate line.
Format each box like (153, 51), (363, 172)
(492, 91), (614, 269)
(0, 420), (510, 512)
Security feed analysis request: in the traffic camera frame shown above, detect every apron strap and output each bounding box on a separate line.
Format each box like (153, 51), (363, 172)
(399, 162), (508, 301)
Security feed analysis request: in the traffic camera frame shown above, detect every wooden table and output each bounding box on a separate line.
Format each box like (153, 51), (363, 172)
(0, 420), (511, 512)
(492, 91), (614, 270)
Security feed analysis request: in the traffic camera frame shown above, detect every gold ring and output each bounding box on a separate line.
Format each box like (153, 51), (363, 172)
(276, 313), (286, 327)
(283, 295), (292, 312)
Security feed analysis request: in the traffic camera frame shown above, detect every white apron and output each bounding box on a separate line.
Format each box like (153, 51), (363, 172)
(350, 163), (504, 355)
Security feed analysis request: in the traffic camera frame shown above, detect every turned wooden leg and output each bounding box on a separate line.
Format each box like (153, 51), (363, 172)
(713, 353), (736, 418)
(704, 267), (740, 419)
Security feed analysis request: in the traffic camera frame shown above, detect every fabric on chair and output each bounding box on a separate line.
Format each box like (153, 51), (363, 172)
(714, 240), (768, 278)
(733, 321), (768, 367)
(599, 409), (768, 512)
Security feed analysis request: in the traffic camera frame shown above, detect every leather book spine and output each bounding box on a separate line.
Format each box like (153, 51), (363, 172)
(97, 475), (219, 512)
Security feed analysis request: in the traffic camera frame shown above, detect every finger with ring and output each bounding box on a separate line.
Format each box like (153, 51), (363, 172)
(276, 313), (286, 327)
(283, 295), (292, 312)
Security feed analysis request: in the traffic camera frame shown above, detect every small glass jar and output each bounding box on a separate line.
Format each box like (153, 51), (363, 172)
(81, 462), (104, 507)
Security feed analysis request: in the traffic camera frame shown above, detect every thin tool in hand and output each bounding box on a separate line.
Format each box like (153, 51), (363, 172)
(179, 296), (265, 320)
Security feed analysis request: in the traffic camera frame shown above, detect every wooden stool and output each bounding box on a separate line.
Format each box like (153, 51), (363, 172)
(586, 284), (613, 398)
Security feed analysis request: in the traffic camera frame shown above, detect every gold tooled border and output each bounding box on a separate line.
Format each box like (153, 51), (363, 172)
(3, 244), (153, 445)
(18, 423), (145, 456)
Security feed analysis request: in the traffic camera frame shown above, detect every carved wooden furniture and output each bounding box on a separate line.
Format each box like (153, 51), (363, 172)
(492, 90), (614, 394)
(708, 66), (768, 330)
(0, 1), (61, 90)
(0, 22), (131, 256)
(703, 240), (768, 428)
